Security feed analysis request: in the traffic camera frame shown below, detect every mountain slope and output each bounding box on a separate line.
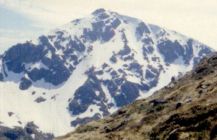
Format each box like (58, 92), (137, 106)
(56, 53), (217, 140)
(0, 8), (214, 136)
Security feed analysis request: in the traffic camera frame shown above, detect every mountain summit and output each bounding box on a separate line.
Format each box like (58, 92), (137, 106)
(0, 9), (214, 136)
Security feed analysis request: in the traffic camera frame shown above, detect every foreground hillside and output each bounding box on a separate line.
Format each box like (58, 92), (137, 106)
(57, 52), (217, 140)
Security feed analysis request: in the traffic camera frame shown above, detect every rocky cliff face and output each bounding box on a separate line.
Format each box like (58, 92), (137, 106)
(0, 8), (214, 136)
(57, 53), (217, 140)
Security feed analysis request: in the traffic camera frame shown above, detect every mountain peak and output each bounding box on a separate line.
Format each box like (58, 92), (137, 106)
(91, 8), (119, 20)
(92, 8), (107, 15)
(0, 9), (214, 136)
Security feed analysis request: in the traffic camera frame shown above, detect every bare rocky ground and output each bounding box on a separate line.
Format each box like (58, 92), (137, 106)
(56, 53), (217, 140)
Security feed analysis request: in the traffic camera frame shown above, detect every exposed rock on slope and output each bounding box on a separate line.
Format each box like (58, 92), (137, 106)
(0, 122), (53, 140)
(57, 53), (217, 140)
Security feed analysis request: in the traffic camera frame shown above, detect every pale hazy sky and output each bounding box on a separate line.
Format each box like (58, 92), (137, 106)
(0, 0), (217, 52)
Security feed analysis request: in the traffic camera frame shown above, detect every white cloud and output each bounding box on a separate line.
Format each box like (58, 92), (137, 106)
(0, 0), (217, 50)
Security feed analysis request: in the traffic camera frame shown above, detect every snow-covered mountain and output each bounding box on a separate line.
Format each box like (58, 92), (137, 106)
(0, 8), (214, 136)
